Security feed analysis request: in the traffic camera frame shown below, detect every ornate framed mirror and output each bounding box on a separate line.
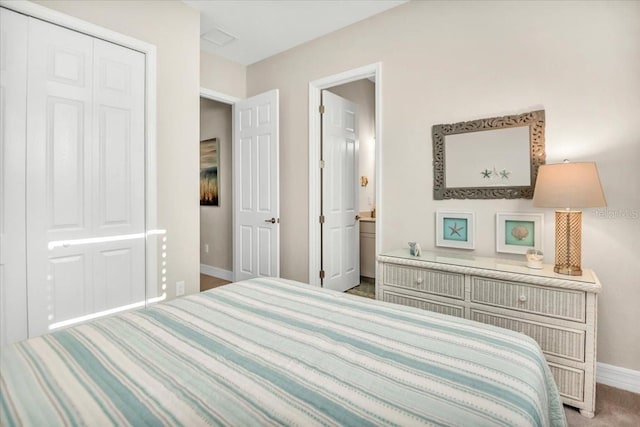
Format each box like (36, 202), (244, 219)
(432, 110), (545, 200)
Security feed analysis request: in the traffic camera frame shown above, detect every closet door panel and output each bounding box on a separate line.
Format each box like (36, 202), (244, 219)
(94, 39), (145, 233)
(48, 98), (86, 229)
(93, 243), (145, 313)
(26, 17), (95, 337)
(27, 18), (94, 238)
(0, 8), (28, 345)
(92, 39), (146, 312)
(49, 252), (92, 322)
(99, 106), (133, 226)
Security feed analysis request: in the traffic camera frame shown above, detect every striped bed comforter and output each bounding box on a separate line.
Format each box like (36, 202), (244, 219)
(1, 278), (566, 427)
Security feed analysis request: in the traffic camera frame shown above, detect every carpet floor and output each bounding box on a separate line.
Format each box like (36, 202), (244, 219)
(565, 384), (640, 426)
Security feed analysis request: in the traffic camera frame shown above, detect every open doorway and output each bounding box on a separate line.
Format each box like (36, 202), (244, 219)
(199, 96), (233, 291)
(199, 87), (281, 289)
(308, 63), (382, 298)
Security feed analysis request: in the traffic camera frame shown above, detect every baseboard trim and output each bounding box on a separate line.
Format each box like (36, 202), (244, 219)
(200, 264), (233, 281)
(597, 362), (640, 394)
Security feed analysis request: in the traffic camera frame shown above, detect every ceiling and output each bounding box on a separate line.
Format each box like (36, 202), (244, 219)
(182, 0), (409, 65)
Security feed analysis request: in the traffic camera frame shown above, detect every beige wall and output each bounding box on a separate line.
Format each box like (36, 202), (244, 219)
(247, 0), (640, 371)
(201, 50), (246, 99)
(34, 0), (201, 298)
(328, 80), (376, 214)
(199, 98), (233, 272)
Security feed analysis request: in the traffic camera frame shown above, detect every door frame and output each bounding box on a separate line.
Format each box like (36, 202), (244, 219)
(308, 63), (382, 287)
(199, 87), (240, 281)
(1, 0), (159, 297)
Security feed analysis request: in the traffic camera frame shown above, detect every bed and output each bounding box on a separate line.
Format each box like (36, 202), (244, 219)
(1, 277), (566, 426)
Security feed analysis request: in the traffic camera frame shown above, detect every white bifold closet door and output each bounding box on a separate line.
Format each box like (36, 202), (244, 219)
(0, 8), (146, 342)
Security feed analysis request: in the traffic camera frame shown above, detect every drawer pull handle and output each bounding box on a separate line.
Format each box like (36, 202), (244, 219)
(518, 295), (527, 303)
(416, 277), (424, 284)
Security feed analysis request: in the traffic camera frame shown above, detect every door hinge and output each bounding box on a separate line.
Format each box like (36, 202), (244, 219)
(319, 160), (325, 169)
(319, 270), (325, 280)
(319, 215), (325, 224)
(319, 104), (325, 114)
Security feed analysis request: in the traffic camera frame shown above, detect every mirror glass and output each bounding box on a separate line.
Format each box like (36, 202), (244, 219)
(433, 110), (545, 199)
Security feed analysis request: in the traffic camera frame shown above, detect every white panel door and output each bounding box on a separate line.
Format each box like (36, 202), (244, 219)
(25, 17), (94, 337)
(234, 90), (279, 281)
(25, 18), (146, 337)
(0, 8), (29, 345)
(322, 90), (359, 292)
(91, 38), (146, 313)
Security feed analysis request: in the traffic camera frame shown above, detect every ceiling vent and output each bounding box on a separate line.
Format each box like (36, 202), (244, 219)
(202, 27), (236, 47)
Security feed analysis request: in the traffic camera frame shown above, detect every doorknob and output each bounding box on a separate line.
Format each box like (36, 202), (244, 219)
(265, 218), (277, 224)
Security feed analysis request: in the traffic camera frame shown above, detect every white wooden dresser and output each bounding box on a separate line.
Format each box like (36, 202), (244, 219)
(377, 249), (601, 417)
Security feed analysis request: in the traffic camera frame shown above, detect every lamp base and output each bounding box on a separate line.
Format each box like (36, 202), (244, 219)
(554, 210), (583, 276)
(554, 265), (583, 276)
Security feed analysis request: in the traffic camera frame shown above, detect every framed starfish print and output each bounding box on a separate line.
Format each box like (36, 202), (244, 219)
(436, 210), (475, 249)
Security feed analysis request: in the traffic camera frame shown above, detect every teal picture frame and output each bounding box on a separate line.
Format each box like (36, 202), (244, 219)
(436, 210), (475, 250)
(496, 213), (544, 254)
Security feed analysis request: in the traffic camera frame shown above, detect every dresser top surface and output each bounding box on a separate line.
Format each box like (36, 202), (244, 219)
(380, 249), (600, 286)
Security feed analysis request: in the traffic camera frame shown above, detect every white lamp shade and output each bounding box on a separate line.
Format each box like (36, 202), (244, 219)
(533, 162), (607, 209)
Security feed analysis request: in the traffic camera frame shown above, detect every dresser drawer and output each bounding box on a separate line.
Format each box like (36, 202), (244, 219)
(383, 291), (465, 318)
(549, 363), (585, 402)
(383, 264), (464, 299)
(471, 276), (586, 322)
(470, 309), (586, 362)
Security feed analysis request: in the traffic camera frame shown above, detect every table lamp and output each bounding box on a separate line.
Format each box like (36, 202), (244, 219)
(533, 161), (606, 275)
